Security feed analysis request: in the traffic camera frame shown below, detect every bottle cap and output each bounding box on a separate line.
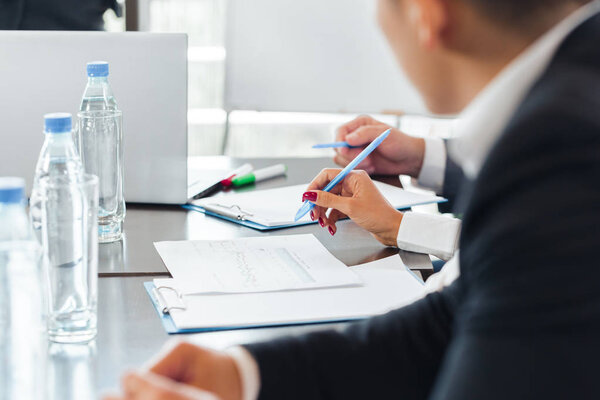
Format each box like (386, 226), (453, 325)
(0, 177), (25, 204)
(44, 113), (72, 134)
(87, 61), (109, 77)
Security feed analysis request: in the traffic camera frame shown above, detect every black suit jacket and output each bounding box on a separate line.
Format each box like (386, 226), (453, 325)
(245, 12), (600, 400)
(0, 0), (120, 30)
(438, 151), (466, 214)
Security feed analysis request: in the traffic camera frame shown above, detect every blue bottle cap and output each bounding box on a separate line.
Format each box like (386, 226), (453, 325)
(87, 61), (109, 77)
(0, 177), (25, 204)
(44, 113), (72, 134)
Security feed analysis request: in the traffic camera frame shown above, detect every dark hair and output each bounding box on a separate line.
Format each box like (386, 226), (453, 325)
(465, 0), (592, 29)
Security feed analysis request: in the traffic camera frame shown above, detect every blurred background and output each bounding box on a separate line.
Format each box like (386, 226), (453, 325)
(7, 0), (456, 159)
(109, 0), (455, 158)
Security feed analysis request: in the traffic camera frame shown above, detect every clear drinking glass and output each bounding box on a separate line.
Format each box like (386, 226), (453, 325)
(76, 110), (125, 243)
(40, 174), (99, 343)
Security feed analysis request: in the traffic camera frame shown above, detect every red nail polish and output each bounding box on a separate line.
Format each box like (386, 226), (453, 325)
(319, 218), (325, 227)
(302, 192), (318, 202)
(310, 211), (315, 221)
(328, 226), (335, 236)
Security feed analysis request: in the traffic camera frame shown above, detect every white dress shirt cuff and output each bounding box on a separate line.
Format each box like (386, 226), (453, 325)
(423, 253), (461, 294)
(226, 347), (261, 400)
(416, 137), (446, 194)
(397, 212), (461, 261)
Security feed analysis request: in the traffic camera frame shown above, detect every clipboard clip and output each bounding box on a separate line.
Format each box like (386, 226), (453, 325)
(202, 204), (254, 221)
(152, 286), (187, 314)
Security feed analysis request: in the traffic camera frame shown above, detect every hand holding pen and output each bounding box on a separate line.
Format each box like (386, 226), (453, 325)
(302, 169), (403, 246)
(298, 128), (403, 246)
(295, 129), (391, 222)
(333, 115), (426, 177)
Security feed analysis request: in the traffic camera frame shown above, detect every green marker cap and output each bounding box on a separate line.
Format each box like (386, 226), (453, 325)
(232, 173), (256, 187)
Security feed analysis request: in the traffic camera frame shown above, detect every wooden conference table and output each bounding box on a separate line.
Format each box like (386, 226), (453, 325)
(47, 157), (435, 399)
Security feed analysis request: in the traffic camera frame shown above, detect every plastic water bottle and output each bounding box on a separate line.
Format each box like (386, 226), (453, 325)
(0, 177), (45, 400)
(30, 113), (84, 242)
(30, 115), (98, 342)
(78, 61), (125, 242)
(41, 171), (99, 343)
(80, 61), (118, 112)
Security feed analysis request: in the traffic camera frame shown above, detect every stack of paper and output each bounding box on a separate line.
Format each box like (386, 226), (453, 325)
(148, 235), (425, 333)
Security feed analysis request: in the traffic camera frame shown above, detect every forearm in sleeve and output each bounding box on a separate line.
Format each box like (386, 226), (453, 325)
(244, 283), (461, 400)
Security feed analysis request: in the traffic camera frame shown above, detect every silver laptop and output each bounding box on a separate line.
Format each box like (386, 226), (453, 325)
(0, 31), (188, 204)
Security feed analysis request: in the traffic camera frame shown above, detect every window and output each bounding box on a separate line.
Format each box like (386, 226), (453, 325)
(135, 0), (455, 158)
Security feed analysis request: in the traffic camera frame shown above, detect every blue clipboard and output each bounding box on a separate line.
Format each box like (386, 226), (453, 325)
(182, 198), (447, 232)
(144, 281), (365, 334)
(182, 204), (316, 231)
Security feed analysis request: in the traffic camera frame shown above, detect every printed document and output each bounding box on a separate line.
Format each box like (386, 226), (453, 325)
(154, 234), (361, 294)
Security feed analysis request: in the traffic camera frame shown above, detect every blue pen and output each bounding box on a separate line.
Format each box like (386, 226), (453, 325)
(312, 142), (361, 149)
(295, 128), (391, 222)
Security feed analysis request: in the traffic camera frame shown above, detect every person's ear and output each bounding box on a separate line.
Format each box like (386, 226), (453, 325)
(407, 0), (448, 50)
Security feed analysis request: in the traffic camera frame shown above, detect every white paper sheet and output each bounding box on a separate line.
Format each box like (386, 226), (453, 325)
(191, 182), (444, 227)
(153, 255), (425, 330)
(154, 234), (361, 295)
